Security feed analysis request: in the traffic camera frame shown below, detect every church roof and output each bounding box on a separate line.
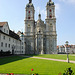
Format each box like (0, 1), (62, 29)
(17, 31), (21, 35)
(0, 30), (20, 40)
(0, 22), (7, 27)
(20, 34), (25, 37)
(9, 30), (20, 40)
(37, 19), (45, 27)
(20, 32), (25, 37)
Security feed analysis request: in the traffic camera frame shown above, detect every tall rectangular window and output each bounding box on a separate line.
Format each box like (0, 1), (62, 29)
(9, 38), (11, 41)
(3, 36), (5, 40)
(4, 29), (5, 32)
(22, 46), (23, 49)
(5, 43), (7, 47)
(0, 34), (1, 40)
(8, 44), (10, 48)
(1, 42), (3, 47)
(7, 30), (8, 33)
(13, 39), (14, 42)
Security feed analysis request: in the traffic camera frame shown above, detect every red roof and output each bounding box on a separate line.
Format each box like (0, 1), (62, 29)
(0, 22), (7, 27)
(57, 46), (59, 48)
(65, 45), (70, 47)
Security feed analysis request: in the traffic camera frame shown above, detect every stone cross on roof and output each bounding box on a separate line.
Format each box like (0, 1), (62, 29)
(29, 0), (32, 3)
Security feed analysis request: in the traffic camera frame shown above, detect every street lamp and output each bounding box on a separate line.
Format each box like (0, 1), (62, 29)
(12, 45), (15, 55)
(65, 41), (69, 63)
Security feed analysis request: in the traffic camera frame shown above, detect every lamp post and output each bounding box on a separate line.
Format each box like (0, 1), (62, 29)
(65, 41), (69, 63)
(12, 45), (15, 55)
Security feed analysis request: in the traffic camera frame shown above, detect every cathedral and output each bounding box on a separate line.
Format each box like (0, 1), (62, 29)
(24, 0), (57, 54)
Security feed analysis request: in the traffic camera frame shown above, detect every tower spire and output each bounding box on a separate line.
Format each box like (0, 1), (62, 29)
(29, 0), (32, 4)
(49, 0), (51, 2)
(38, 13), (41, 20)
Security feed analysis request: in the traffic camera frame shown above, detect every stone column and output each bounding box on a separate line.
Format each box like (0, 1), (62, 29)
(53, 7), (55, 17)
(53, 22), (56, 32)
(41, 36), (44, 54)
(25, 23), (27, 35)
(46, 37), (49, 54)
(46, 23), (49, 32)
(36, 34), (38, 54)
(53, 38), (57, 53)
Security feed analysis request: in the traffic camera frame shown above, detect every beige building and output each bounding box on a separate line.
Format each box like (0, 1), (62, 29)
(24, 0), (57, 54)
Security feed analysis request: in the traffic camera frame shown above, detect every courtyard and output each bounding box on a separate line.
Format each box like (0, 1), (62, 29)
(0, 54), (75, 75)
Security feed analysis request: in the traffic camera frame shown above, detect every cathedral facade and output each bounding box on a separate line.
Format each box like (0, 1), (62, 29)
(24, 0), (57, 54)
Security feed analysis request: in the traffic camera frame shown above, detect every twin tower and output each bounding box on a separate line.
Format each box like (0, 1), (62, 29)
(24, 0), (57, 54)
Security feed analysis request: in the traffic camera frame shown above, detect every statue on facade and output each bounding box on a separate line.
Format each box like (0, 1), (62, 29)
(29, 0), (32, 3)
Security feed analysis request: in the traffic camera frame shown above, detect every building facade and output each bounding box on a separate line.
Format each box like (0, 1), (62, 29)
(57, 45), (75, 54)
(24, 0), (57, 54)
(0, 0), (57, 55)
(0, 22), (25, 54)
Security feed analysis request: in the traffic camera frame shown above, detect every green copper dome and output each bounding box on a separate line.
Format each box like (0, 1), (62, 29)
(20, 32), (24, 37)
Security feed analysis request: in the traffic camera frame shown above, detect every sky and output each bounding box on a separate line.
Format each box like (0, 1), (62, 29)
(0, 0), (75, 45)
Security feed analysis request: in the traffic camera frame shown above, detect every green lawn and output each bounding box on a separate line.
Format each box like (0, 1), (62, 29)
(32, 54), (75, 61)
(0, 56), (75, 75)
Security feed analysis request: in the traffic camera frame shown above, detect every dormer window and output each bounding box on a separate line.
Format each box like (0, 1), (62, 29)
(9, 38), (11, 41)
(3, 36), (5, 40)
(4, 29), (5, 32)
(7, 30), (8, 33)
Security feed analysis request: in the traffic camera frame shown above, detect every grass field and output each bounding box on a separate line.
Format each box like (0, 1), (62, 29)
(0, 56), (75, 75)
(31, 54), (75, 61)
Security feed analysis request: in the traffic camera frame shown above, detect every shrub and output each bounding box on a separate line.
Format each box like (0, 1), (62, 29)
(0, 50), (11, 56)
(63, 67), (74, 75)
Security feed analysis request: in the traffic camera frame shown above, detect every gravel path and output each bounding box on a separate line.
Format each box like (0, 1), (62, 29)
(24, 56), (75, 63)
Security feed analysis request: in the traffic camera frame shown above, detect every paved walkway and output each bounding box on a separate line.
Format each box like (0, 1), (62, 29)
(71, 55), (75, 56)
(24, 56), (75, 63)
